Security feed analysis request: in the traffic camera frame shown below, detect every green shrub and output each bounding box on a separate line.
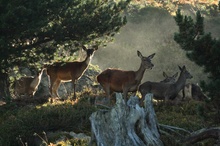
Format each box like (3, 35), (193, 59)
(0, 99), (97, 146)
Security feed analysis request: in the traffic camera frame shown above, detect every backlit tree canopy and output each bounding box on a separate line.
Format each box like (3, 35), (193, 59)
(0, 0), (130, 72)
(0, 0), (130, 97)
(174, 9), (220, 99)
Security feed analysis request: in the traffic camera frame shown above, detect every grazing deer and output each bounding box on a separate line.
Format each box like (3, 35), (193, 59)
(182, 83), (208, 101)
(45, 45), (98, 100)
(14, 68), (45, 98)
(160, 71), (178, 83)
(97, 51), (155, 103)
(139, 65), (193, 102)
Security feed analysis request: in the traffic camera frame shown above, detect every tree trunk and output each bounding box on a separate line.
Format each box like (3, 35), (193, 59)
(89, 93), (163, 146)
(0, 73), (10, 100)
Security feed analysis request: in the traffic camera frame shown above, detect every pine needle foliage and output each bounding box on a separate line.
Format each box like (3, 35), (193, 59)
(0, 0), (131, 97)
(174, 9), (220, 122)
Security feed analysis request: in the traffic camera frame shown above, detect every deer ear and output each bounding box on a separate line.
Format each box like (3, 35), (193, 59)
(148, 53), (155, 59)
(82, 45), (87, 51)
(173, 72), (178, 78)
(93, 45), (98, 50)
(178, 65), (182, 71)
(182, 65), (186, 70)
(163, 72), (168, 78)
(137, 50), (143, 58)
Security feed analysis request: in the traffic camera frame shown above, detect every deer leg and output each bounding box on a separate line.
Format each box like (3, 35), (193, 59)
(182, 89), (185, 100)
(49, 77), (56, 97)
(102, 83), (111, 104)
(131, 91), (137, 97)
(71, 80), (77, 100)
(53, 80), (61, 98)
(164, 95), (169, 103)
(123, 88), (129, 104)
(48, 76), (56, 97)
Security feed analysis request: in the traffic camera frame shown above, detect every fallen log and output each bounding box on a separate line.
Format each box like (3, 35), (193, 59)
(89, 93), (163, 146)
(180, 127), (220, 145)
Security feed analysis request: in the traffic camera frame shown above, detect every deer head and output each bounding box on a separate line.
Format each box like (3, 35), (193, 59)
(160, 72), (178, 83)
(137, 51), (155, 70)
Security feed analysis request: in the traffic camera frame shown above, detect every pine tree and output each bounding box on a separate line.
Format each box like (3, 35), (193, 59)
(0, 0), (131, 98)
(174, 9), (220, 122)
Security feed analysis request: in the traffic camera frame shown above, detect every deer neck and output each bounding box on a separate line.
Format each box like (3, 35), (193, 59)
(30, 70), (44, 88)
(175, 71), (187, 91)
(38, 69), (44, 79)
(134, 63), (146, 82)
(81, 55), (93, 70)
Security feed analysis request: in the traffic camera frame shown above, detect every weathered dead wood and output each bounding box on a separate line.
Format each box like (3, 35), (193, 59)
(89, 93), (163, 146)
(180, 127), (220, 145)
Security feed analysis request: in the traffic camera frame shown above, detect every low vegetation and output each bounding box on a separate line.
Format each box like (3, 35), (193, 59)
(156, 100), (218, 146)
(0, 95), (97, 146)
(0, 89), (218, 145)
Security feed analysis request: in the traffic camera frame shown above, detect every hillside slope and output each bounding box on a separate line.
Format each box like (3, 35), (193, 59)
(93, 6), (219, 84)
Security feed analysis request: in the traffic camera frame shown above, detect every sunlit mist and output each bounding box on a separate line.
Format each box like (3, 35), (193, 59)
(92, 7), (215, 84)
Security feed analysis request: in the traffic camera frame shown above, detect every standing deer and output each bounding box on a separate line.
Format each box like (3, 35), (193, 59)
(160, 71), (178, 83)
(45, 45), (98, 100)
(140, 71), (178, 106)
(14, 68), (45, 98)
(139, 65), (193, 102)
(97, 51), (155, 103)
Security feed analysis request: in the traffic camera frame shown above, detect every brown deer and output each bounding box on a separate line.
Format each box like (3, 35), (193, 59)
(45, 45), (98, 100)
(97, 51), (155, 103)
(14, 68), (45, 98)
(139, 65), (193, 102)
(160, 71), (178, 83)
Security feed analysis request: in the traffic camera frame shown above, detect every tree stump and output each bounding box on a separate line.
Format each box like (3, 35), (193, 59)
(89, 93), (163, 146)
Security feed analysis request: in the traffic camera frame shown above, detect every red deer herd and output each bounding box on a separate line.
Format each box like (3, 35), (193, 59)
(13, 45), (208, 105)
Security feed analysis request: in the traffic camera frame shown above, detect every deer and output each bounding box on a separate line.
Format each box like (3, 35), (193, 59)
(159, 72), (207, 102)
(97, 51), (155, 103)
(44, 45), (98, 100)
(139, 65), (193, 103)
(182, 83), (208, 101)
(137, 71), (178, 106)
(14, 68), (45, 98)
(160, 71), (178, 83)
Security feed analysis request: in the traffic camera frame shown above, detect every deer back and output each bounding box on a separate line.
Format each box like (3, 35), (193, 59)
(191, 83), (208, 100)
(14, 76), (35, 96)
(139, 81), (174, 100)
(46, 62), (86, 81)
(97, 69), (137, 92)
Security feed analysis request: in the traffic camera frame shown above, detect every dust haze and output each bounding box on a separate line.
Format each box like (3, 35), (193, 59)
(92, 7), (214, 84)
